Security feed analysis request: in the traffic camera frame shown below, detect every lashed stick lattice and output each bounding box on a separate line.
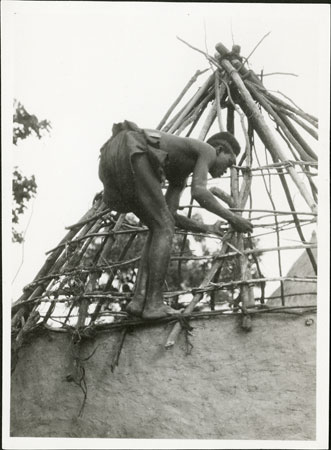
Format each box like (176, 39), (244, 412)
(12, 39), (318, 360)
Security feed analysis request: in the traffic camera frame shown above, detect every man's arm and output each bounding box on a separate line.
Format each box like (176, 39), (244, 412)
(165, 182), (213, 234)
(191, 155), (253, 233)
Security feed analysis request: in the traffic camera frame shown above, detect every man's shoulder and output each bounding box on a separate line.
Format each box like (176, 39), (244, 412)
(183, 136), (217, 161)
(161, 132), (215, 152)
(144, 130), (216, 166)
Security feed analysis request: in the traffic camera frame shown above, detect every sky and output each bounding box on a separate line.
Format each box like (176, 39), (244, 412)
(2, 2), (329, 300)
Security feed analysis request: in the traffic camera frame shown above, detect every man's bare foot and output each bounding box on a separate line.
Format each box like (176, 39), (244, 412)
(126, 301), (144, 317)
(142, 304), (179, 320)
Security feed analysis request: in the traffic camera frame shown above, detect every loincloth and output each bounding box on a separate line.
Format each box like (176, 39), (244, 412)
(98, 120), (168, 212)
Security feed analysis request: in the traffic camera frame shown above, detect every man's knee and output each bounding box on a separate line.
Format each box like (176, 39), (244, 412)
(153, 213), (175, 235)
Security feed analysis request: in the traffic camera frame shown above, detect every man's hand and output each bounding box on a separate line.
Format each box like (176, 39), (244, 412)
(206, 220), (225, 237)
(229, 215), (253, 233)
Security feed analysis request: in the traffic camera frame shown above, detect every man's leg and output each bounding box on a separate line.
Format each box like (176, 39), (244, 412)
(142, 217), (176, 319)
(130, 154), (179, 319)
(126, 233), (151, 316)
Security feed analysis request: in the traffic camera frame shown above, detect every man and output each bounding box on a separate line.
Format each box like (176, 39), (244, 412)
(99, 120), (253, 319)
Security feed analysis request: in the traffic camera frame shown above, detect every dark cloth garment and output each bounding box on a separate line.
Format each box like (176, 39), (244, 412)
(99, 120), (168, 212)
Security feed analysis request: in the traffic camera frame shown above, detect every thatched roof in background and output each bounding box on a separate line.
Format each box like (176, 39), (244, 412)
(269, 231), (317, 307)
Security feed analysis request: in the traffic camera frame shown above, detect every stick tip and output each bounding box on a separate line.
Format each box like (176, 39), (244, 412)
(165, 341), (175, 349)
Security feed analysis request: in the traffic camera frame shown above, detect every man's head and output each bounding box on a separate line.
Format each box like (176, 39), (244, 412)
(206, 132), (240, 178)
(206, 131), (241, 156)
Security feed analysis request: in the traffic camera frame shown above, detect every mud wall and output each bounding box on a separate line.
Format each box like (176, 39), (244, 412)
(11, 311), (316, 440)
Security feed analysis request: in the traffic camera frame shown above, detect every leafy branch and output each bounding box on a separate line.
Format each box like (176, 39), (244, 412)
(12, 100), (51, 243)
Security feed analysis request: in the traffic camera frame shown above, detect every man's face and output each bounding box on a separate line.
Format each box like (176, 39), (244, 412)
(209, 149), (236, 178)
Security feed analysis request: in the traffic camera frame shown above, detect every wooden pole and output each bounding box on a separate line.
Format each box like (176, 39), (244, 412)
(12, 198), (104, 308)
(277, 111), (318, 160)
(11, 199), (106, 327)
(265, 92), (318, 127)
(175, 90), (214, 135)
(157, 69), (208, 130)
(227, 105), (235, 135)
(215, 46), (318, 129)
(162, 103), (189, 132)
(198, 101), (217, 139)
(168, 73), (215, 133)
(13, 39), (318, 347)
(227, 79), (317, 213)
(234, 115), (255, 330)
(253, 144), (285, 305)
(215, 42), (317, 212)
(270, 106), (318, 140)
(165, 231), (234, 348)
(13, 213), (107, 327)
(269, 153), (317, 275)
(215, 70), (225, 131)
(244, 81), (316, 162)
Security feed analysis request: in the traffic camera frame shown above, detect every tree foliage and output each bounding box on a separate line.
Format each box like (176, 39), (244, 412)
(12, 100), (51, 243)
(12, 169), (37, 243)
(13, 100), (51, 145)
